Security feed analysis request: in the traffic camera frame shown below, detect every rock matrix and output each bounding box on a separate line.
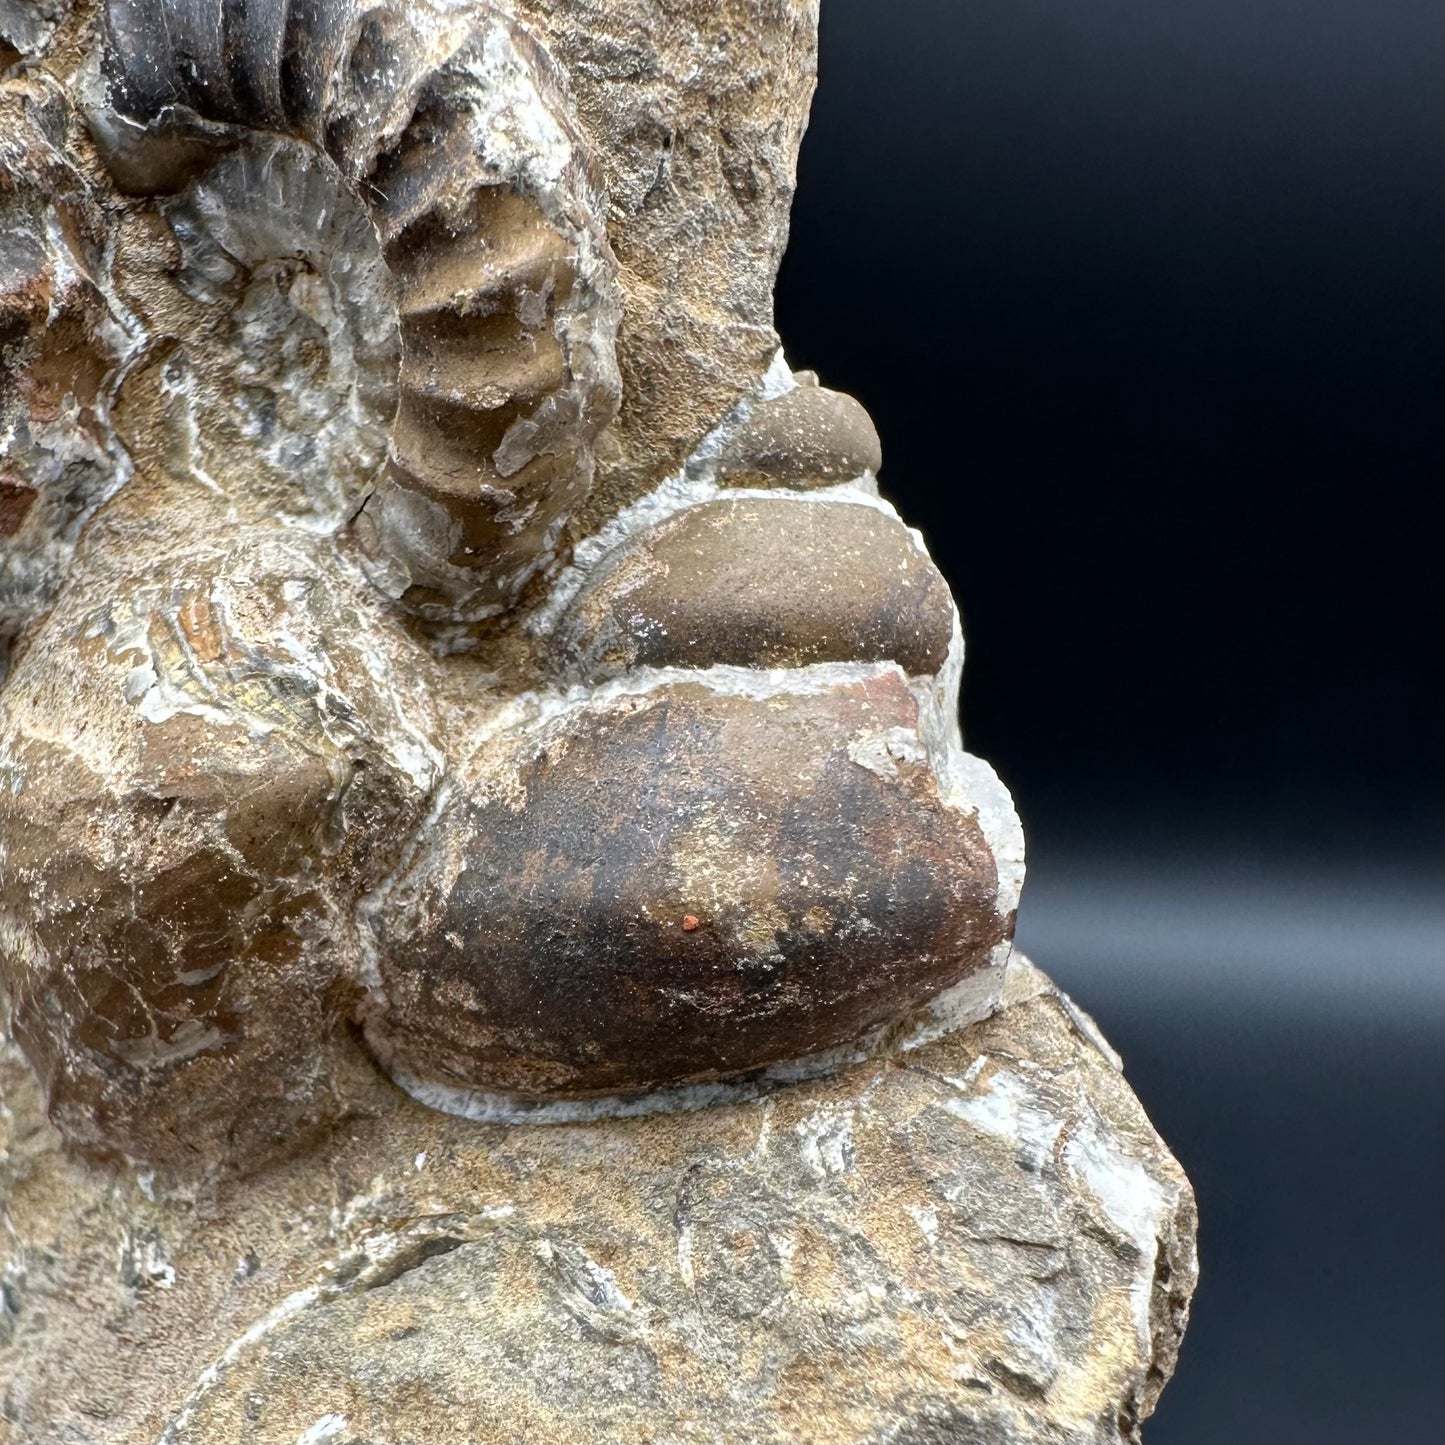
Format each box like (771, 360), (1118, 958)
(0, 956), (1196, 1445)
(0, 2), (1195, 1439)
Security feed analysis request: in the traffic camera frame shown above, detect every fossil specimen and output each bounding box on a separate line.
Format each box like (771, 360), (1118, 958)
(0, 0), (1023, 1165)
(0, 4), (1194, 1439)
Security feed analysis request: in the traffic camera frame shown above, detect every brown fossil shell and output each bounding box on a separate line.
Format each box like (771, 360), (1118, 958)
(363, 671), (1012, 1109)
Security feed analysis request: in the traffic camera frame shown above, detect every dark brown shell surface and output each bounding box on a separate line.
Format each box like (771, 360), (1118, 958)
(365, 672), (1009, 1103)
(0, 0), (1024, 1172)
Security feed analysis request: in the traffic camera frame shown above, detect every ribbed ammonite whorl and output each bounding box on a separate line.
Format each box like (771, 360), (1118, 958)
(102, 0), (622, 624)
(0, 0), (1024, 1171)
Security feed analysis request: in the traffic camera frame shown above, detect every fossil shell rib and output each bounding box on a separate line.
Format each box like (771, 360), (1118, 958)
(716, 381), (884, 490)
(362, 668), (1013, 1108)
(98, 0), (623, 622)
(549, 496), (957, 682)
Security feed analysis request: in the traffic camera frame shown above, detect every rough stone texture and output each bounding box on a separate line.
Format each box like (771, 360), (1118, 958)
(0, 0), (1018, 1165)
(0, 73), (139, 675)
(512, 0), (820, 527)
(0, 0), (72, 61)
(0, 955), (1196, 1445)
(0, 535), (442, 1168)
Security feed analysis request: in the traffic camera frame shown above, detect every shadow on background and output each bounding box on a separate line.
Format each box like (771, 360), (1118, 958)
(774, 1), (1444, 1440)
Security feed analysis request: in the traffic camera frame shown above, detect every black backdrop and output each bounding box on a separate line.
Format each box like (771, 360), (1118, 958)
(774, 1), (1443, 1441)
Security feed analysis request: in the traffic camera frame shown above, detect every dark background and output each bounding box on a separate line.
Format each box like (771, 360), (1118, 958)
(774, 1), (1443, 1441)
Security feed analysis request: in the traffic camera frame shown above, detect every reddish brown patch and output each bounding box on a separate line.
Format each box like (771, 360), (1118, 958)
(0, 479), (36, 537)
(681, 914), (700, 932)
(178, 588), (224, 662)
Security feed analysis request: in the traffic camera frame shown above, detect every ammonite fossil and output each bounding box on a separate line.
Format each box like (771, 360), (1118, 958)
(0, 0), (1024, 1171)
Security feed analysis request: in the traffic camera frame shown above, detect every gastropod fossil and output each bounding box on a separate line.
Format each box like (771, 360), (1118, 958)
(0, 0), (1024, 1171)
